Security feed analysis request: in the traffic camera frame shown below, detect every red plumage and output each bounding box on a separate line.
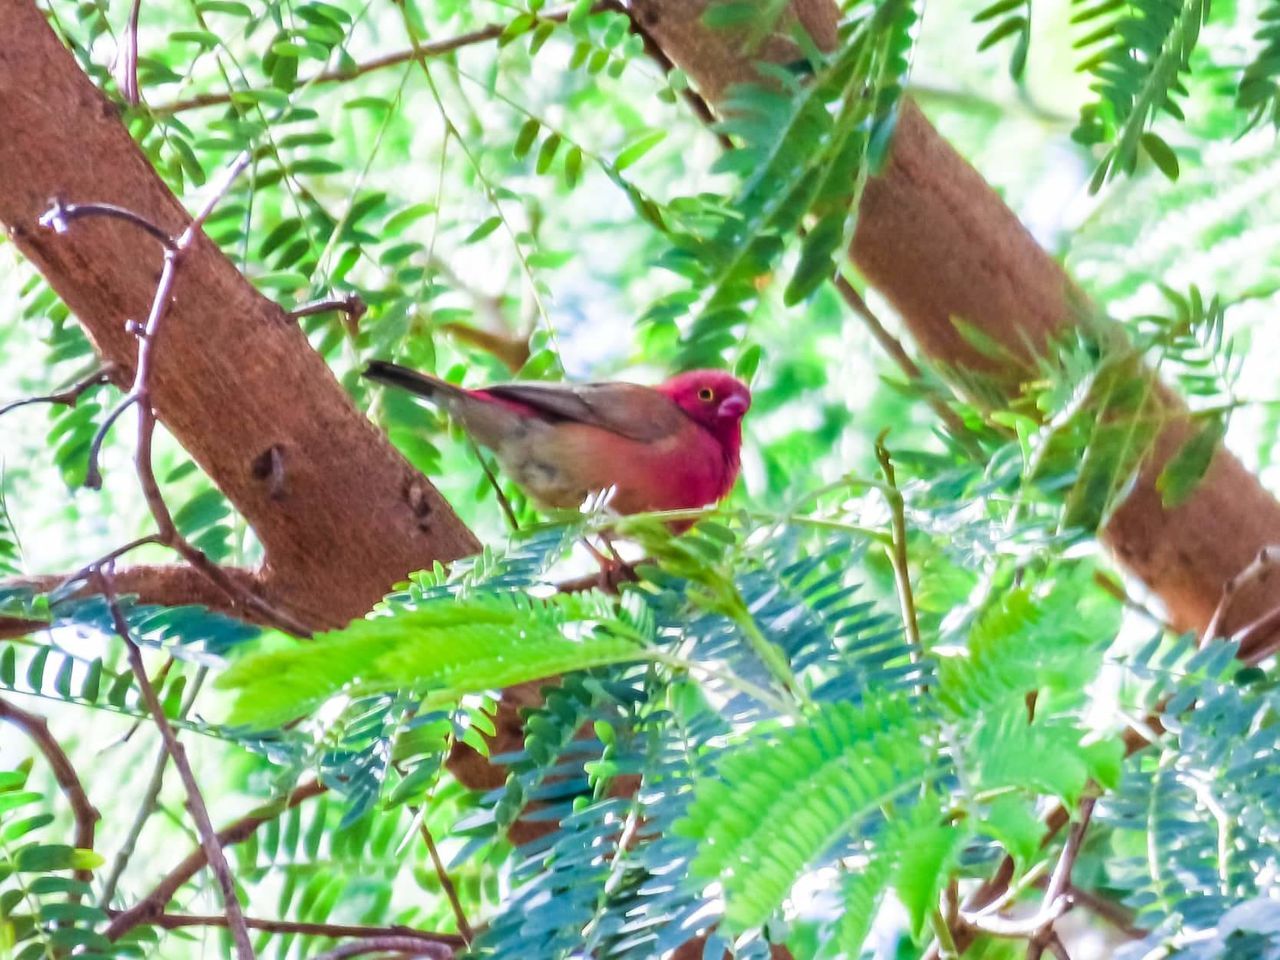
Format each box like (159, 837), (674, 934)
(364, 362), (751, 515)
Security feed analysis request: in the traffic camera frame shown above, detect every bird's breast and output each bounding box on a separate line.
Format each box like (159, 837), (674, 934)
(493, 420), (734, 515)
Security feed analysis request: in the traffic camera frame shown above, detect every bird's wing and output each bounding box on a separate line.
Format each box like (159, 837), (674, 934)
(481, 381), (685, 443)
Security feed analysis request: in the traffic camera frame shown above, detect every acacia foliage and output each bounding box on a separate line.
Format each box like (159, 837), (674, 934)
(2, 0), (1280, 958)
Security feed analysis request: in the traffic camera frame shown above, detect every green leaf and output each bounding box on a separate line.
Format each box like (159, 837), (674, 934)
(1140, 132), (1180, 180)
(464, 216), (503, 244)
(613, 130), (665, 172)
(535, 133), (562, 175)
(514, 119), (540, 158)
(979, 795), (1044, 869)
(1156, 414), (1224, 508)
(893, 812), (968, 941)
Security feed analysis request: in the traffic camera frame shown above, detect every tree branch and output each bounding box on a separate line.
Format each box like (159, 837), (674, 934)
(105, 778), (327, 941)
(310, 937), (453, 960)
(0, 364), (114, 421)
(0, 564), (268, 640)
(150, 2), (619, 117)
(631, 0), (1280, 653)
(97, 570), (255, 959)
(0, 0), (479, 635)
(108, 910), (465, 948)
(0, 696), (100, 891)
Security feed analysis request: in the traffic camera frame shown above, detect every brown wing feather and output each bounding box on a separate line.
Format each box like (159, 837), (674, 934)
(482, 381), (685, 443)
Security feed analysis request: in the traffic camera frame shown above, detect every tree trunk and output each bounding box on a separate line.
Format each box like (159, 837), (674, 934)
(632, 0), (1280, 649)
(0, 0), (479, 630)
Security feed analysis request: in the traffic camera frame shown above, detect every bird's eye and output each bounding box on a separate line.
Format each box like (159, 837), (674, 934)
(697, 387), (715, 402)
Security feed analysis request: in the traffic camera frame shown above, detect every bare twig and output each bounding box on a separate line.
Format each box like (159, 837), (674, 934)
(107, 910), (465, 947)
(40, 198), (174, 247)
(151, 2), (617, 116)
(616, 1), (728, 143)
(0, 365), (115, 421)
(874, 434), (923, 661)
(1038, 931), (1071, 960)
(1062, 884), (1146, 940)
(287, 294), (367, 331)
(833, 275), (979, 451)
(310, 937), (454, 960)
(0, 696), (101, 892)
(97, 570), (255, 959)
(98, 667), (206, 909)
(105, 778), (326, 941)
(418, 820), (474, 944)
(959, 796), (1096, 943)
(115, 0), (143, 105)
(1203, 545), (1280, 642)
(40, 156), (311, 637)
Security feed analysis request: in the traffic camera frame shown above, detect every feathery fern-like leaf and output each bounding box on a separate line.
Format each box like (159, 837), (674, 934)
(675, 696), (930, 930)
(217, 592), (653, 727)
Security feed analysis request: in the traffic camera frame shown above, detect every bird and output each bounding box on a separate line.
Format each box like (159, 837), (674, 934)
(363, 360), (751, 517)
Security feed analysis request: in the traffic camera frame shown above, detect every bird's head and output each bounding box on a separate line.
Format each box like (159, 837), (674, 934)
(659, 369), (752, 449)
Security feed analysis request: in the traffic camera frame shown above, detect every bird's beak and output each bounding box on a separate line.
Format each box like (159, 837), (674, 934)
(718, 395), (749, 418)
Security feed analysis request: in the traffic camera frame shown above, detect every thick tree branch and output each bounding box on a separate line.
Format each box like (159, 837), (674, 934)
(0, 696), (101, 890)
(0, 0), (479, 634)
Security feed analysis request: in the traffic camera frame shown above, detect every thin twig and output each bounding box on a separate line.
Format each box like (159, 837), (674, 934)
(1203, 545), (1280, 642)
(417, 820), (474, 944)
(874, 434), (924, 668)
(833, 274), (979, 452)
(310, 937), (454, 960)
(287, 294), (367, 330)
(469, 437), (520, 532)
(619, 1), (730, 146)
(1038, 931), (1071, 960)
(98, 667), (207, 909)
(0, 696), (101, 892)
(40, 156), (310, 637)
(0, 365), (115, 422)
(105, 778), (326, 941)
(97, 570), (255, 960)
(1062, 884), (1146, 939)
(150, 2), (617, 116)
(116, 0), (142, 105)
(960, 796), (1096, 941)
(107, 910), (465, 947)
(40, 199), (175, 248)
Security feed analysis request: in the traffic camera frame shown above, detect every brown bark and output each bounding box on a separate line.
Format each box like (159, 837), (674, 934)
(0, 0), (479, 631)
(632, 0), (1280, 645)
(0, 565), (264, 640)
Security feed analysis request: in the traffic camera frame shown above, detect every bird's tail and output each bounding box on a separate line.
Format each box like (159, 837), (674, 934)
(362, 360), (466, 404)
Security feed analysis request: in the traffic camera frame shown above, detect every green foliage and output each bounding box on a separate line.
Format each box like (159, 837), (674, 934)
(217, 590), (653, 728)
(3, 0), (1280, 955)
(1238, 0), (1280, 129)
(677, 696), (929, 930)
(644, 0), (918, 369)
(1102, 637), (1280, 956)
(0, 766), (124, 959)
(1072, 0), (1208, 188)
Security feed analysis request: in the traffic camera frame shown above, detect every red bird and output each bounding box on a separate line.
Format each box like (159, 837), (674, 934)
(364, 361), (751, 516)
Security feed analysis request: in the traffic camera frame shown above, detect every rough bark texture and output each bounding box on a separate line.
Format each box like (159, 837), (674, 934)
(633, 0), (1280, 644)
(0, 0), (479, 631)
